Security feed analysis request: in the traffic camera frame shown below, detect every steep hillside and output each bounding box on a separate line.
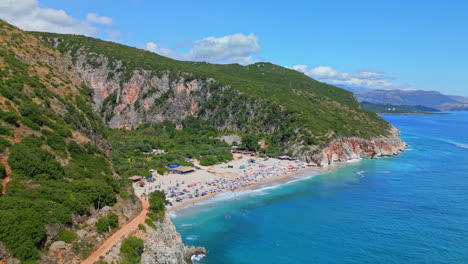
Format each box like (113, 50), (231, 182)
(0, 20), (142, 263)
(32, 32), (395, 159)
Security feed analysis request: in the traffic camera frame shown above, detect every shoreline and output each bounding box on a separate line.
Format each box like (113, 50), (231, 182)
(166, 166), (319, 212)
(166, 159), (362, 213)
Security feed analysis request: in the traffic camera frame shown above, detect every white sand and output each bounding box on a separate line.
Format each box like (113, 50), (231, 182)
(133, 154), (317, 211)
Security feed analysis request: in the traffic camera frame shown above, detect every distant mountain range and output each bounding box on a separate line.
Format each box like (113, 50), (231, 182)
(338, 88), (468, 111)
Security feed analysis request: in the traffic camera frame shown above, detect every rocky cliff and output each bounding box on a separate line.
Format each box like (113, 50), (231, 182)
(312, 126), (406, 166)
(140, 219), (206, 264)
(99, 219), (205, 264)
(31, 39), (289, 133)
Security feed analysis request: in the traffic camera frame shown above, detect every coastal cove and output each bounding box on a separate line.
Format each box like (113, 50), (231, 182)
(172, 112), (468, 264)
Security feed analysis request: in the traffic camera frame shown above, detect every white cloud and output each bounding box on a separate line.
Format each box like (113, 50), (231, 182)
(291, 64), (308, 72)
(86, 13), (113, 26)
(291, 65), (413, 90)
(187, 33), (260, 63)
(0, 0), (112, 36)
(143, 33), (261, 65)
(144, 42), (158, 53)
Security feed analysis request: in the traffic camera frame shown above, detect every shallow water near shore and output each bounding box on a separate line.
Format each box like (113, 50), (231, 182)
(172, 112), (468, 263)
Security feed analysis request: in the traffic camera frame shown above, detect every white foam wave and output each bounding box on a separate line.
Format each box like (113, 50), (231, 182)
(451, 141), (468, 149)
(191, 254), (206, 263)
(346, 158), (362, 163)
(181, 223), (193, 227)
(186, 235), (198, 241)
(437, 139), (468, 150)
(356, 171), (365, 178)
(167, 211), (177, 219)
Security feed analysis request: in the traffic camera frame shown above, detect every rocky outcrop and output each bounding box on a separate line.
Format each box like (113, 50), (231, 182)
(0, 242), (20, 264)
(141, 219), (206, 264)
(311, 126), (406, 166)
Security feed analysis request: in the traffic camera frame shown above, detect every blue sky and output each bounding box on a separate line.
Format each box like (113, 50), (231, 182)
(1, 0), (467, 96)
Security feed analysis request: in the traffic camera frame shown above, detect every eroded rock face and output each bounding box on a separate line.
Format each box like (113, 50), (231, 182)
(141, 219), (206, 264)
(312, 126), (407, 166)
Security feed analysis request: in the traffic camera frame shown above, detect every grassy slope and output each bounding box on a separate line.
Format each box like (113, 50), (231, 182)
(31, 32), (391, 139)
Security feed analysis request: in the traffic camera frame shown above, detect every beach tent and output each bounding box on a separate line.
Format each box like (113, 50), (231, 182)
(168, 165), (179, 169)
(240, 165), (245, 169)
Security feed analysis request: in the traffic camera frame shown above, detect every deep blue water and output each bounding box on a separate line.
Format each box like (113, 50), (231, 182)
(172, 112), (468, 264)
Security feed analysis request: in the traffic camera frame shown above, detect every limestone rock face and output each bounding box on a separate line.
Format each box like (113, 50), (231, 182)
(312, 126), (407, 166)
(86, 218), (98, 225)
(101, 205), (114, 213)
(49, 241), (67, 250)
(76, 230), (88, 237)
(140, 219), (206, 264)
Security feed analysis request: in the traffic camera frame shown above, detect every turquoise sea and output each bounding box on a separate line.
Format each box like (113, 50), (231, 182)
(172, 112), (468, 263)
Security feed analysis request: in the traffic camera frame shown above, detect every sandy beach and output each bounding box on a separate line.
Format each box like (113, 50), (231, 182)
(133, 154), (324, 212)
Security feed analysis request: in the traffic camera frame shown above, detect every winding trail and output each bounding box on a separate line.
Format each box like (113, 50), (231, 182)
(82, 197), (149, 264)
(1, 155), (11, 195)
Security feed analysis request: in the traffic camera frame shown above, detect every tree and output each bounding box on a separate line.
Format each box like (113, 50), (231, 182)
(120, 236), (144, 264)
(242, 134), (259, 152)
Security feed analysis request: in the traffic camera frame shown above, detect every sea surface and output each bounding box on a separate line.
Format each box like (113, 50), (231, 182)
(172, 112), (468, 264)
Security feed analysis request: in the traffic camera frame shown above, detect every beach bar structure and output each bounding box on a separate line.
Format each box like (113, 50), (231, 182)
(169, 166), (195, 174)
(128, 175), (143, 182)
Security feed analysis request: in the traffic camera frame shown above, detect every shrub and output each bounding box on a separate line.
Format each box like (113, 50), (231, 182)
(96, 217), (109, 234)
(138, 224), (146, 233)
(107, 213), (119, 229)
(96, 213), (119, 234)
(120, 236), (144, 264)
(0, 163), (6, 179)
(0, 124), (11, 135)
(21, 117), (41, 130)
(0, 137), (12, 152)
(1, 111), (19, 125)
(148, 191), (167, 222)
(55, 229), (77, 243)
(144, 218), (156, 230)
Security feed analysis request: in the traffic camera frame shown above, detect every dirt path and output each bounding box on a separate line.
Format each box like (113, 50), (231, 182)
(82, 197), (149, 264)
(1, 155), (11, 195)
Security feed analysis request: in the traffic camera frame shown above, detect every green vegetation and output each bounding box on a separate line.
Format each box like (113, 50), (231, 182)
(0, 20), (121, 263)
(0, 136), (11, 152)
(110, 118), (232, 178)
(147, 190), (167, 222)
(138, 223), (146, 233)
(144, 218), (157, 230)
(96, 213), (119, 234)
(55, 230), (78, 243)
(120, 236), (144, 264)
(0, 163), (5, 179)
